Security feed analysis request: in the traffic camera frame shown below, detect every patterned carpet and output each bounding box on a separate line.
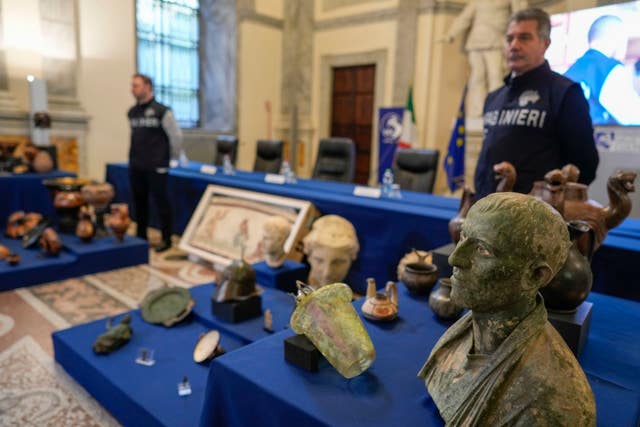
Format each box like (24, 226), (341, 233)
(0, 233), (218, 426)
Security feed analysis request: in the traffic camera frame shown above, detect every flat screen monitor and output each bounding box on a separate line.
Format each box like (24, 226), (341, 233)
(547, 1), (640, 126)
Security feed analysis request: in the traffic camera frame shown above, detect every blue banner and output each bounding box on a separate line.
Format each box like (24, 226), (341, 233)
(377, 107), (404, 183)
(444, 87), (467, 193)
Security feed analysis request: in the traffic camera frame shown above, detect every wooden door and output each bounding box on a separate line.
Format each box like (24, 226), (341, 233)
(330, 64), (375, 184)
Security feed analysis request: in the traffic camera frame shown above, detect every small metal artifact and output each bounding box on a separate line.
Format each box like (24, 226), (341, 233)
(290, 281), (375, 378)
(140, 286), (195, 327)
(6, 252), (20, 265)
(418, 193), (595, 426)
(361, 278), (398, 322)
(93, 314), (133, 354)
(213, 257), (259, 303)
(193, 330), (226, 363)
(263, 309), (274, 333)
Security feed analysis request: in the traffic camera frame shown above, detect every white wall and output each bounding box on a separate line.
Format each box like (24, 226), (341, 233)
(255, 0), (283, 20)
(77, 0), (136, 180)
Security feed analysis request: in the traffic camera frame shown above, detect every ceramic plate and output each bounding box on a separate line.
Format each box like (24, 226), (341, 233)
(193, 330), (221, 363)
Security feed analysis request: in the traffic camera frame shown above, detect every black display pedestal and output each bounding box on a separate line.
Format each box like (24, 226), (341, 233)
(432, 243), (455, 278)
(547, 301), (593, 356)
(284, 334), (323, 372)
(211, 295), (262, 323)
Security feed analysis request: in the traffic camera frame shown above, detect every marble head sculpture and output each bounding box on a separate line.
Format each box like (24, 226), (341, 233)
(303, 215), (359, 289)
(418, 192), (595, 426)
(261, 215), (291, 268)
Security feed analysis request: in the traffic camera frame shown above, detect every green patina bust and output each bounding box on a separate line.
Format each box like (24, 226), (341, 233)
(418, 192), (595, 426)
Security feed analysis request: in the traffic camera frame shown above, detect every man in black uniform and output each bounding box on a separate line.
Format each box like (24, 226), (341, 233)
(474, 8), (599, 200)
(128, 73), (183, 252)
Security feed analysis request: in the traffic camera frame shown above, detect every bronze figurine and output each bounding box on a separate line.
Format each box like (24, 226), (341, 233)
(418, 193), (595, 426)
(93, 314), (133, 354)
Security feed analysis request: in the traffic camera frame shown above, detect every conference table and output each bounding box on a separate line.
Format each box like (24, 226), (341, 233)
(106, 162), (640, 300)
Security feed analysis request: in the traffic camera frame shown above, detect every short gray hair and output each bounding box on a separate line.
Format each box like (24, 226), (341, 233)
(508, 8), (551, 42)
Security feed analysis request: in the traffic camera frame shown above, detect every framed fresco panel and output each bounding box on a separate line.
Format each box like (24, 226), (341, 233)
(179, 185), (318, 267)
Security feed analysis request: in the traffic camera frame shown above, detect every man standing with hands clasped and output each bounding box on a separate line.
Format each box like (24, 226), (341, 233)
(474, 8), (599, 200)
(128, 73), (183, 252)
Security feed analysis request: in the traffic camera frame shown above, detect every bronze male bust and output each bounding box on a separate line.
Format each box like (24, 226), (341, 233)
(418, 192), (595, 426)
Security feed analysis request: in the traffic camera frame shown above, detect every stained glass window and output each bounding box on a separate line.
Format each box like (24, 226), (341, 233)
(136, 0), (199, 128)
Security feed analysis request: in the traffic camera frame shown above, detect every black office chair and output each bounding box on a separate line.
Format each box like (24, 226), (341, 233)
(214, 135), (238, 166)
(392, 148), (440, 193)
(253, 139), (284, 173)
(311, 138), (356, 183)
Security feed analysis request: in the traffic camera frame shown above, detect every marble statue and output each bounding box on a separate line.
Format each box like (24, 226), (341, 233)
(418, 193), (595, 426)
(441, 0), (527, 117)
(261, 216), (291, 268)
(302, 215), (359, 289)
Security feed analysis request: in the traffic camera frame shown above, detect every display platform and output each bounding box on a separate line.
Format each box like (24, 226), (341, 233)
(199, 290), (640, 427)
(253, 260), (307, 292)
(0, 170), (75, 224)
(53, 309), (247, 427)
(190, 283), (294, 344)
(0, 234), (148, 291)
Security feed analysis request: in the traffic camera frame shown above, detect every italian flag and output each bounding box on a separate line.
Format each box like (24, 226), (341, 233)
(398, 86), (417, 149)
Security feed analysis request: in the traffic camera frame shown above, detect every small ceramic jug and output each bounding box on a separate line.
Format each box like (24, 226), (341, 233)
(361, 278), (398, 322)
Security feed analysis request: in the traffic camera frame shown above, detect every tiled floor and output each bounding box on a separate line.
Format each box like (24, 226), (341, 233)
(0, 230), (218, 426)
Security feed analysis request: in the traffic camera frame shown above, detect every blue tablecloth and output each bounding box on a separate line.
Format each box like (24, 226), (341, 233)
(199, 290), (640, 427)
(0, 233), (148, 291)
(53, 310), (247, 427)
(0, 170), (75, 224)
(106, 163), (458, 294)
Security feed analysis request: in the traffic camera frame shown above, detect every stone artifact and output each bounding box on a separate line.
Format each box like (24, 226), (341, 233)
(418, 193), (595, 426)
(105, 203), (131, 242)
(76, 206), (96, 242)
(213, 257), (259, 303)
(193, 330), (225, 363)
(440, 0), (527, 118)
(81, 182), (115, 236)
(302, 215), (359, 289)
(39, 227), (62, 256)
(290, 281), (376, 378)
(540, 220), (594, 312)
(361, 278), (398, 322)
(92, 314), (133, 354)
(43, 177), (92, 233)
(140, 286), (195, 327)
(261, 215), (291, 268)
(428, 278), (463, 320)
(398, 249), (438, 295)
(448, 187), (475, 244)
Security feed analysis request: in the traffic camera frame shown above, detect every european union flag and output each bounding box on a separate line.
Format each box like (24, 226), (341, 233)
(444, 87), (467, 193)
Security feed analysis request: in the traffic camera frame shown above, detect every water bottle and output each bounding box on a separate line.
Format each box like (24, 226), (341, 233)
(223, 154), (234, 175)
(281, 160), (296, 184)
(178, 149), (189, 167)
(382, 169), (394, 197)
